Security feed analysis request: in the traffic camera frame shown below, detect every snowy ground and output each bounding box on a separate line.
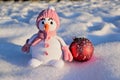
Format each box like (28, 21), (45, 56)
(0, 0), (120, 80)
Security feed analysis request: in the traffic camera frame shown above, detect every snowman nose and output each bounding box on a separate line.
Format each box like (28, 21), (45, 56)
(44, 23), (49, 32)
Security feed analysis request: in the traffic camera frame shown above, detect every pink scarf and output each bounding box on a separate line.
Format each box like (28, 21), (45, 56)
(31, 30), (56, 46)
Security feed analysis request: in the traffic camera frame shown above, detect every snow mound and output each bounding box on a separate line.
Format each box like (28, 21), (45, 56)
(0, 41), (120, 80)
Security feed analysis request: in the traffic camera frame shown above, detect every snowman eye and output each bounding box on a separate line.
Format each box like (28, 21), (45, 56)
(42, 21), (44, 24)
(50, 21), (53, 25)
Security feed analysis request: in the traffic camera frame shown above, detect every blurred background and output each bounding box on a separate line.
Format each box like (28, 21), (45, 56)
(0, 0), (84, 2)
(0, 0), (109, 2)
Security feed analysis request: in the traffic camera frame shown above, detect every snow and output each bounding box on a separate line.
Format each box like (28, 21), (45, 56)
(0, 0), (120, 80)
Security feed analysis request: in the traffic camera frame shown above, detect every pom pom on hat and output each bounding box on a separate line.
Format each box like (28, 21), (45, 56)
(48, 6), (55, 11)
(36, 6), (60, 29)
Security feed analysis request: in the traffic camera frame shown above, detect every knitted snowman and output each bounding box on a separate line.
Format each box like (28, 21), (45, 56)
(22, 7), (73, 68)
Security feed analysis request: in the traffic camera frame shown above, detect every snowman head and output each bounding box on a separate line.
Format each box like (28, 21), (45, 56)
(36, 6), (60, 32)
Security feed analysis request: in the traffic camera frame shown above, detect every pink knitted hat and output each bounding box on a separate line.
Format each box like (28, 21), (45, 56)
(36, 7), (60, 29)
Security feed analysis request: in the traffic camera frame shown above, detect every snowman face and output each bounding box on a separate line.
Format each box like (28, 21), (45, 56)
(38, 18), (57, 32)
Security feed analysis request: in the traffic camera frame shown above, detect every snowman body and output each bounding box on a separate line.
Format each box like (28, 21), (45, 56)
(31, 36), (62, 63)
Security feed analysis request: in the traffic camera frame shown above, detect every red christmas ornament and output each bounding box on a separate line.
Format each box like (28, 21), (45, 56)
(70, 37), (94, 62)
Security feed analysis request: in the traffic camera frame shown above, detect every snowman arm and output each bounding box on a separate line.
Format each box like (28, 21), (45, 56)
(55, 36), (67, 46)
(56, 36), (73, 62)
(22, 33), (38, 53)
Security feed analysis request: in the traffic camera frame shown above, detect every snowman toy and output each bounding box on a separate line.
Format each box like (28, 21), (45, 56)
(22, 7), (73, 68)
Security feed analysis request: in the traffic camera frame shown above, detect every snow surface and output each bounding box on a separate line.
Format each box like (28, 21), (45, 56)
(0, 0), (120, 80)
